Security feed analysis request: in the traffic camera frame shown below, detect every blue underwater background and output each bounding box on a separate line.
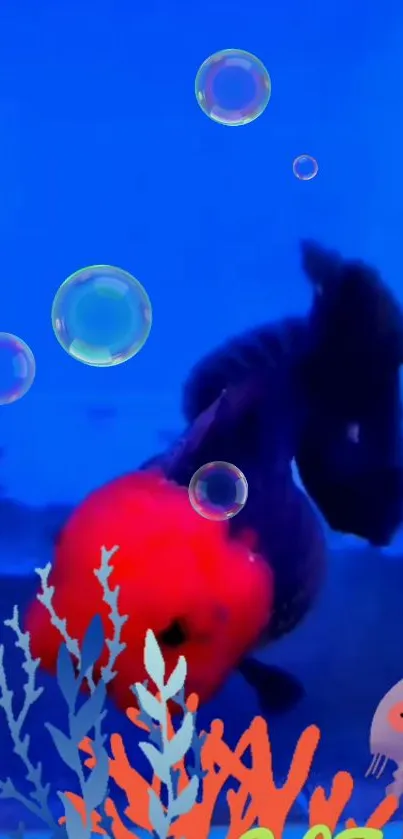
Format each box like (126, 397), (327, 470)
(1, 0), (403, 834)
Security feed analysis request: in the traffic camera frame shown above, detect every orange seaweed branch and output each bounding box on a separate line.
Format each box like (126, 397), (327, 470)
(60, 693), (399, 839)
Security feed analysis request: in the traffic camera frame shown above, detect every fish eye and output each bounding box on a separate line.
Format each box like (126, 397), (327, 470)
(157, 619), (188, 648)
(387, 701), (403, 732)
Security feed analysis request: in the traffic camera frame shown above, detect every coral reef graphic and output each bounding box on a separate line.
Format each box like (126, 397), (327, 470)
(0, 546), (399, 838)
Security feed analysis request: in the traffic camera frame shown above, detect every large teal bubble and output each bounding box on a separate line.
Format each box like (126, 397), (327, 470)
(195, 49), (271, 126)
(0, 332), (36, 405)
(51, 265), (152, 367)
(188, 461), (248, 521)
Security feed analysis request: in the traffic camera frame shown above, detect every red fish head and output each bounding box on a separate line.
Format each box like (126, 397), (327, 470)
(26, 470), (274, 710)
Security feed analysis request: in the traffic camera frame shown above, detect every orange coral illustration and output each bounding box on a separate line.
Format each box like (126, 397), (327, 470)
(62, 686), (398, 839)
(0, 546), (399, 839)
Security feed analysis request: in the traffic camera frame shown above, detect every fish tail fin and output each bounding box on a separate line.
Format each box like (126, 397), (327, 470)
(238, 658), (305, 713)
(182, 320), (306, 424)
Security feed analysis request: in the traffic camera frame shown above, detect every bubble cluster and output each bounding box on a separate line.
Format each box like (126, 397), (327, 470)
(0, 332), (36, 405)
(51, 265), (152, 367)
(195, 49), (271, 127)
(188, 461), (248, 521)
(293, 154), (319, 181)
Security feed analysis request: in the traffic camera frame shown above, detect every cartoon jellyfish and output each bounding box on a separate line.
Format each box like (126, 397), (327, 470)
(366, 678), (403, 798)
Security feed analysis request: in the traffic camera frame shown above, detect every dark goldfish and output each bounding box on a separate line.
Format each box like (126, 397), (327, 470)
(18, 239), (403, 716)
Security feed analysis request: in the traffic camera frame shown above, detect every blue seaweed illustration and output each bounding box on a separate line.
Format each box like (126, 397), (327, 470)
(0, 545), (128, 839)
(0, 545), (202, 839)
(132, 630), (200, 839)
(47, 619), (110, 839)
(0, 604), (64, 837)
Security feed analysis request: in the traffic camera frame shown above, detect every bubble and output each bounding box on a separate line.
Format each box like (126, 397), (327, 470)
(188, 461), (248, 521)
(51, 265), (152, 367)
(195, 49), (271, 126)
(0, 333), (35, 405)
(293, 154), (319, 181)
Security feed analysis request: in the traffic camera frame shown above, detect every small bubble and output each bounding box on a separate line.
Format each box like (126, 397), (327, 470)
(188, 461), (248, 521)
(51, 265), (152, 367)
(0, 333), (35, 405)
(195, 49), (271, 127)
(293, 154), (319, 181)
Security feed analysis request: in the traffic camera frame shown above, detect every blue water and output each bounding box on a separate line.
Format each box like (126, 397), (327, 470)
(1, 0), (403, 834)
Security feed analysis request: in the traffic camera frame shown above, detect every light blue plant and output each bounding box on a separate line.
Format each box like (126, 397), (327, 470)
(0, 604), (64, 837)
(0, 544), (127, 839)
(35, 544), (127, 693)
(47, 614), (111, 839)
(172, 686), (207, 794)
(37, 545), (128, 839)
(7, 819), (26, 839)
(0, 545), (203, 839)
(131, 630), (200, 839)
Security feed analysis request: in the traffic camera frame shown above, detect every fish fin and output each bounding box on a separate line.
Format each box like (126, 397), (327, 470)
(182, 318), (306, 423)
(238, 658), (304, 713)
(300, 239), (343, 291)
(139, 396), (225, 478)
(157, 380), (264, 483)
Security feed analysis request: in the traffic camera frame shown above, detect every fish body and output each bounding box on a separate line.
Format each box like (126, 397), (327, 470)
(26, 376), (326, 715)
(296, 240), (403, 546)
(155, 381), (327, 645)
(183, 240), (403, 546)
(26, 468), (275, 710)
(20, 239), (403, 714)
